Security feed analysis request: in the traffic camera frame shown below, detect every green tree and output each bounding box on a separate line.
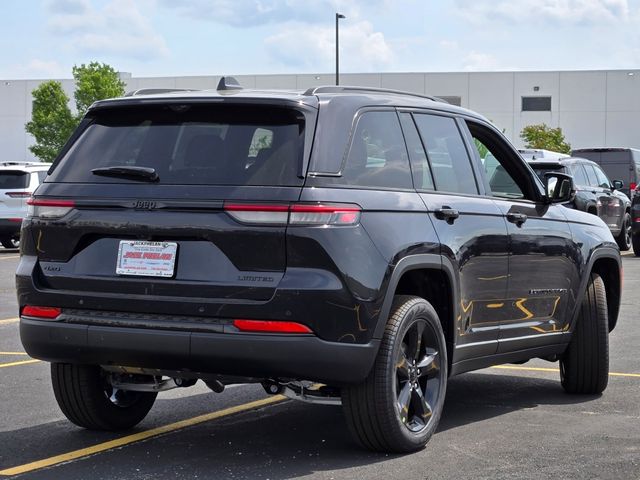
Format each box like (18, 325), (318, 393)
(25, 81), (76, 162)
(73, 62), (125, 119)
(520, 124), (571, 154)
(25, 62), (126, 162)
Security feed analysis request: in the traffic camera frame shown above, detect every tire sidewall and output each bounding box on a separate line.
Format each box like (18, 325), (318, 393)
(381, 299), (448, 449)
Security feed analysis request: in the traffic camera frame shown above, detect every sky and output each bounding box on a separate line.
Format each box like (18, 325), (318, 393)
(1, 0), (639, 79)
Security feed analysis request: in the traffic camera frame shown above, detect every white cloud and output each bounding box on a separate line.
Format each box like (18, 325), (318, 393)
(439, 39), (458, 50)
(46, 0), (169, 60)
(157, 0), (386, 27)
(463, 51), (501, 71)
(5, 59), (68, 79)
(264, 20), (393, 71)
(455, 0), (629, 25)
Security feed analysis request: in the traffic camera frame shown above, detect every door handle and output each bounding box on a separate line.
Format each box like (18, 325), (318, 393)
(507, 212), (527, 227)
(434, 207), (460, 224)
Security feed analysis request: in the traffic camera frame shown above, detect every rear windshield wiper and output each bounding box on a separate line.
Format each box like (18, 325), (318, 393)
(91, 166), (159, 182)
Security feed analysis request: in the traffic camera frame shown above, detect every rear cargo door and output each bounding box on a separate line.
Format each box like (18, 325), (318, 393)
(32, 102), (312, 305)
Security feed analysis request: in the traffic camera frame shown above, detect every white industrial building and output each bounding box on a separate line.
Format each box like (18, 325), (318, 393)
(1, 69), (639, 162)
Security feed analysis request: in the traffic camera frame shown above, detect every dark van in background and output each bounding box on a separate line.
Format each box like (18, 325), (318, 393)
(572, 148), (640, 199)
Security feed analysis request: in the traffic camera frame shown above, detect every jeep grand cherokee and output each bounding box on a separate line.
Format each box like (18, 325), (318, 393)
(17, 79), (621, 453)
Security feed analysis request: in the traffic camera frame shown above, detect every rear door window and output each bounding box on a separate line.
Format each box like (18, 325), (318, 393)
(0, 171), (28, 189)
(593, 165), (612, 188)
(584, 165), (599, 187)
(340, 111), (413, 190)
(413, 114), (478, 195)
(398, 113), (435, 190)
(48, 105), (306, 186)
(567, 164), (588, 186)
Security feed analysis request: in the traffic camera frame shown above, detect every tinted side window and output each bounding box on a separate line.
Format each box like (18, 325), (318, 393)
(567, 164), (588, 186)
(584, 165), (599, 187)
(413, 114), (478, 195)
(399, 113), (434, 190)
(593, 165), (611, 188)
(341, 111), (413, 190)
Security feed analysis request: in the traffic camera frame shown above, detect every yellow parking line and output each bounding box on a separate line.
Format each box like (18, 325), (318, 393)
(0, 351), (28, 355)
(0, 318), (18, 325)
(0, 255), (19, 260)
(490, 365), (640, 378)
(0, 359), (40, 368)
(0, 395), (286, 476)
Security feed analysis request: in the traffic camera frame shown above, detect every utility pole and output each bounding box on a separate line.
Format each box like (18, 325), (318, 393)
(335, 13), (346, 85)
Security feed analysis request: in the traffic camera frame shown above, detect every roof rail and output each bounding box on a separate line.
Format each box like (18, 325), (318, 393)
(303, 85), (444, 102)
(217, 76), (242, 91)
(124, 88), (197, 97)
(0, 161), (49, 167)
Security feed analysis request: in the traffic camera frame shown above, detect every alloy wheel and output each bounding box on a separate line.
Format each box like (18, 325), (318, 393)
(395, 320), (442, 433)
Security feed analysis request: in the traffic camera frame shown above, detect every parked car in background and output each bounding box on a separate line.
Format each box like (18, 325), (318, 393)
(630, 188), (640, 255)
(572, 148), (640, 200)
(528, 157), (632, 250)
(0, 162), (49, 249)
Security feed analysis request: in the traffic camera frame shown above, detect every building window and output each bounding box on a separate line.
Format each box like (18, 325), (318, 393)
(522, 96), (551, 112)
(436, 96), (462, 107)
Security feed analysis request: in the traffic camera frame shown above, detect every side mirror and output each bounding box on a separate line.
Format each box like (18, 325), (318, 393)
(612, 179), (624, 190)
(544, 172), (575, 204)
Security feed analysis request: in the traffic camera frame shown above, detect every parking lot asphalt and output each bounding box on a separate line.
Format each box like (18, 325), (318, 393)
(0, 246), (638, 480)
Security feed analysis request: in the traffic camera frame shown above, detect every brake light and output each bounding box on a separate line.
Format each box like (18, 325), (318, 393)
(21, 306), (61, 320)
(223, 202), (361, 226)
(233, 319), (313, 334)
(27, 198), (75, 219)
(631, 182), (637, 191)
(8, 218), (22, 223)
(289, 204), (361, 226)
(5, 192), (31, 198)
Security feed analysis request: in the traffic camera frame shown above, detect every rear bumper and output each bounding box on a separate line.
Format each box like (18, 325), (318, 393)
(20, 317), (380, 385)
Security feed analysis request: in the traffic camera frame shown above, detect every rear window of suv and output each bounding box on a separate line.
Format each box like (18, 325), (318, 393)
(0, 171), (29, 189)
(48, 104), (306, 186)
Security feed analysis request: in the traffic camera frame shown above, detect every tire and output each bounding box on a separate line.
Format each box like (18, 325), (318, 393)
(342, 296), (448, 453)
(0, 237), (19, 249)
(633, 233), (640, 257)
(560, 274), (609, 394)
(51, 363), (157, 430)
(616, 212), (632, 251)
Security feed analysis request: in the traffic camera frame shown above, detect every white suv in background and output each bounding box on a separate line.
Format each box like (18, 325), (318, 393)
(0, 162), (49, 249)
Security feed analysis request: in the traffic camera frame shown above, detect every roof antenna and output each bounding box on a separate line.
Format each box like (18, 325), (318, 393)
(217, 76), (242, 91)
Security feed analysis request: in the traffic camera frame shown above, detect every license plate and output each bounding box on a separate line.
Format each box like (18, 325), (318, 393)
(116, 241), (178, 278)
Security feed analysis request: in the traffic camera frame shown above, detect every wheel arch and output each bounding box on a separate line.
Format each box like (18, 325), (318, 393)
(571, 248), (621, 333)
(374, 254), (459, 370)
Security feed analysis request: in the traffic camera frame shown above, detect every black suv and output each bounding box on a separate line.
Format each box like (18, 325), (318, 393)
(17, 81), (621, 453)
(527, 157), (632, 251)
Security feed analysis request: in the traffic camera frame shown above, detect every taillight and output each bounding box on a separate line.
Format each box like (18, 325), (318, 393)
(289, 204), (361, 226)
(21, 306), (62, 320)
(223, 202), (361, 226)
(223, 203), (290, 225)
(631, 182), (637, 191)
(5, 192), (31, 198)
(27, 198), (75, 219)
(233, 319), (313, 334)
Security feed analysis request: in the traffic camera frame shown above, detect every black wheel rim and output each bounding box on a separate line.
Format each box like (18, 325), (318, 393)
(395, 320), (442, 433)
(625, 216), (632, 247)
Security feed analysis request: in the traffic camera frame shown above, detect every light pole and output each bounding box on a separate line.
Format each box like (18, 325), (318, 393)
(335, 13), (345, 86)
